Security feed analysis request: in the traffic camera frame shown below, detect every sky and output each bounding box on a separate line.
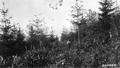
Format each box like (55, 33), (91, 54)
(0, 0), (119, 36)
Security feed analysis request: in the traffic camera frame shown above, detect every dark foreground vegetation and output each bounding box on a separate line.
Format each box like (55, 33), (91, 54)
(0, 0), (120, 68)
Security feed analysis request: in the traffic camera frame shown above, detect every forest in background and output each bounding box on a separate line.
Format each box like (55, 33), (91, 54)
(0, 0), (120, 68)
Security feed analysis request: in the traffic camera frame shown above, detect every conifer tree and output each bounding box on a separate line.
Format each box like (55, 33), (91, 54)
(99, 0), (115, 31)
(0, 2), (14, 42)
(0, 2), (25, 57)
(0, 2), (16, 57)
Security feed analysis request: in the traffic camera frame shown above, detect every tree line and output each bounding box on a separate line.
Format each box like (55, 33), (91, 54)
(0, 0), (120, 68)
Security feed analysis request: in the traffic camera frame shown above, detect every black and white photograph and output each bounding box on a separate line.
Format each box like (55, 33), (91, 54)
(0, 0), (120, 68)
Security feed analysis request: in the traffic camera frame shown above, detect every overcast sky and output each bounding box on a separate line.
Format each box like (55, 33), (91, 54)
(0, 0), (119, 36)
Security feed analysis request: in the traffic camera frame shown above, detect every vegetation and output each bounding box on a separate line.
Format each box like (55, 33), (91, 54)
(0, 0), (120, 68)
